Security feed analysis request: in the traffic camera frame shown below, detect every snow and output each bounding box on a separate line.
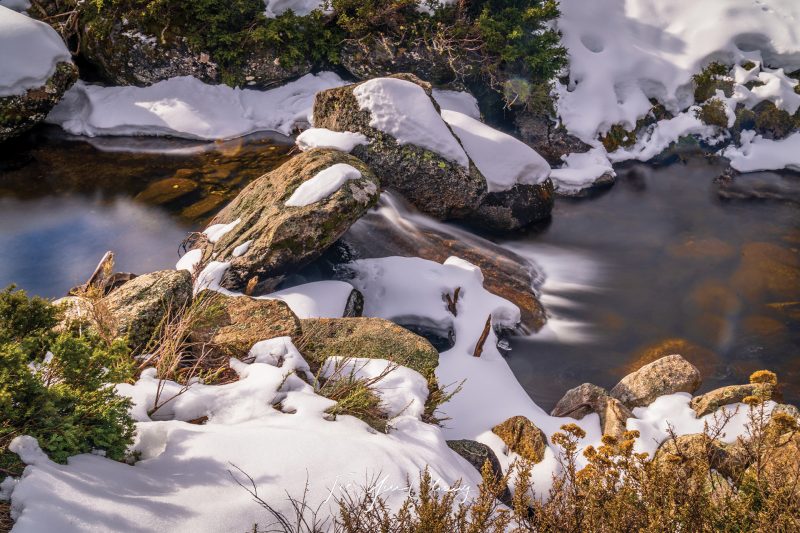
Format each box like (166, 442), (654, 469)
(284, 163), (363, 207)
(47, 72), (347, 139)
(441, 110), (550, 192)
(232, 240), (252, 258)
(175, 248), (203, 272)
(264, 0), (326, 17)
(629, 393), (775, 458)
(266, 280), (356, 319)
(0, 6), (72, 97)
(203, 218), (240, 243)
(723, 131), (800, 172)
(609, 110), (720, 163)
(432, 89), (481, 119)
(295, 128), (369, 152)
(0, 0), (30, 12)
(352, 78), (470, 167)
(7, 338), (482, 531)
(550, 147), (615, 193)
(556, 0), (800, 141)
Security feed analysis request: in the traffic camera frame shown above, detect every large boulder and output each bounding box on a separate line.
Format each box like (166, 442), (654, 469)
(102, 270), (193, 350)
(197, 149), (380, 294)
(312, 74), (487, 220)
(0, 7), (77, 142)
(690, 383), (777, 418)
(466, 180), (554, 232)
(297, 317), (439, 384)
(610, 354), (701, 409)
(551, 383), (633, 439)
(491, 415), (548, 464)
(190, 292), (301, 363)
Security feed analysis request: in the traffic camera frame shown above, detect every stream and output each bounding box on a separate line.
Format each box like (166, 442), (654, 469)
(1, 128), (797, 406)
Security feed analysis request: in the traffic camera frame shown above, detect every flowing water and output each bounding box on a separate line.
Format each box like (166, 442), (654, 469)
(1, 129), (797, 405)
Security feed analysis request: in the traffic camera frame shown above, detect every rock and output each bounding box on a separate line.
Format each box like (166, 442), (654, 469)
(446, 440), (512, 505)
(1, 62), (77, 143)
(730, 242), (800, 304)
(466, 180), (555, 232)
(551, 383), (633, 439)
(297, 317), (439, 384)
(339, 36), (476, 86)
(690, 384), (775, 417)
(190, 292), (301, 363)
(654, 434), (745, 481)
(134, 178), (198, 204)
(79, 19), (309, 87)
(744, 431), (800, 495)
(491, 415), (548, 464)
(513, 109), (592, 166)
(342, 288), (364, 318)
(198, 149), (380, 294)
(610, 354), (701, 409)
(622, 338), (719, 385)
(312, 74), (487, 220)
(103, 270), (193, 350)
(340, 193), (546, 331)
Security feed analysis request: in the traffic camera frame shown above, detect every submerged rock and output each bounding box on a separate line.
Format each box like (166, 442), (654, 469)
(190, 292), (301, 362)
(551, 383), (633, 439)
(134, 177), (198, 205)
(1, 62), (77, 142)
(103, 269), (193, 350)
(198, 149), (380, 294)
(297, 317), (439, 384)
(312, 74), (487, 220)
(610, 354), (701, 409)
(491, 415), (548, 464)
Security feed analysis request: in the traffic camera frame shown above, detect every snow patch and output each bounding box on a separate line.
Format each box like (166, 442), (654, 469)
(723, 131), (800, 172)
(285, 163), (363, 207)
(295, 128), (369, 152)
(352, 78), (470, 167)
(204, 218), (240, 243)
(266, 280), (356, 319)
(441, 109), (550, 192)
(432, 89), (481, 119)
(550, 147), (614, 193)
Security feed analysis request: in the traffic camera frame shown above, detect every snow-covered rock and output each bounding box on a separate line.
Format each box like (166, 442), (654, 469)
(0, 5), (76, 141)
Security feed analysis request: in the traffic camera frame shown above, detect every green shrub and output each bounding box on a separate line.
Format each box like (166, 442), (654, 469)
(0, 287), (135, 473)
(753, 101), (795, 139)
(696, 98), (728, 128)
(693, 62), (733, 103)
(600, 124), (637, 152)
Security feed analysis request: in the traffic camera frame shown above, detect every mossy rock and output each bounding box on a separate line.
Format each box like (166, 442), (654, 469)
(491, 415), (547, 464)
(312, 74), (488, 221)
(690, 383), (777, 418)
(0, 62), (77, 143)
(103, 269), (193, 351)
(190, 291), (301, 362)
(198, 149), (380, 294)
(297, 317), (439, 384)
(600, 124), (637, 152)
(696, 99), (728, 128)
(752, 101), (795, 139)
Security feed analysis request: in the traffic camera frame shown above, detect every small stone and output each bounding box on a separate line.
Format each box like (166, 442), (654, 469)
(611, 354), (701, 409)
(447, 440), (512, 506)
(491, 415), (547, 464)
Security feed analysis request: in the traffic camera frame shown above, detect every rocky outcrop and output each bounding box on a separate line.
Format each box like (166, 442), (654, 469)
(312, 74), (487, 220)
(514, 109), (592, 166)
(0, 62), (77, 143)
(551, 383), (633, 439)
(491, 415), (548, 464)
(339, 36), (476, 86)
(197, 149), (380, 294)
(297, 317), (439, 384)
(446, 439), (512, 505)
(610, 354), (701, 409)
(466, 180), (555, 232)
(102, 269), (193, 350)
(190, 292), (301, 362)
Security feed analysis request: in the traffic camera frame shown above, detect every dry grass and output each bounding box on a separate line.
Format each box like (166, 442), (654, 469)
(0, 502), (12, 533)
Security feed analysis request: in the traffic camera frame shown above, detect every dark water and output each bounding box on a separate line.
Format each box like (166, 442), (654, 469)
(0, 127), (292, 297)
(504, 156), (800, 408)
(1, 130), (797, 405)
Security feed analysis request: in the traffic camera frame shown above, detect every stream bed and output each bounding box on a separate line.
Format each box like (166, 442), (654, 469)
(1, 129), (797, 405)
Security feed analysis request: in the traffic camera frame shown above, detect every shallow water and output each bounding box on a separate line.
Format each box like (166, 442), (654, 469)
(0, 130), (797, 406)
(504, 156), (800, 408)
(0, 127), (292, 297)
